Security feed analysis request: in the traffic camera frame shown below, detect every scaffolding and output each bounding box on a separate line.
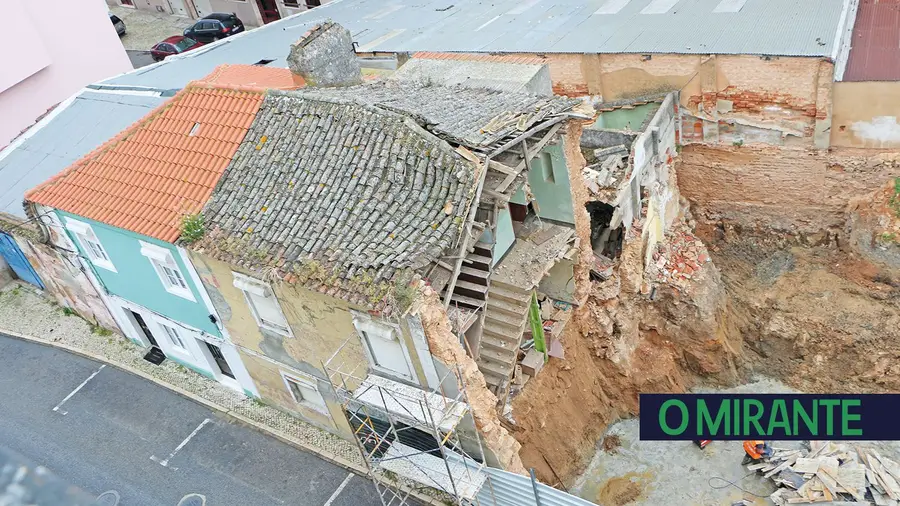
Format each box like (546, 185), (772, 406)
(323, 335), (492, 506)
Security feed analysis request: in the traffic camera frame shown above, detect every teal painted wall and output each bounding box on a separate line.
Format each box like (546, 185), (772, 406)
(593, 103), (660, 131)
(492, 207), (515, 266)
(55, 210), (220, 337)
(510, 143), (574, 224)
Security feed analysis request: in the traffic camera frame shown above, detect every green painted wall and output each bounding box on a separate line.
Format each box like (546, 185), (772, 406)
(55, 210), (220, 337)
(492, 207), (515, 266)
(510, 143), (574, 224)
(593, 103), (660, 130)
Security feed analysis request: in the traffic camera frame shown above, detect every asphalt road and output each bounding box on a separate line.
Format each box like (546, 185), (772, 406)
(0, 335), (384, 506)
(127, 50), (156, 69)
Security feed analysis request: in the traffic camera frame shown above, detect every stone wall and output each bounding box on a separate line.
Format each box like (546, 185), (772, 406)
(678, 145), (900, 233)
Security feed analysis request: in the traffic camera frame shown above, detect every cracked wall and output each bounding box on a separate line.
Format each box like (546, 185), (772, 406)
(414, 286), (527, 475)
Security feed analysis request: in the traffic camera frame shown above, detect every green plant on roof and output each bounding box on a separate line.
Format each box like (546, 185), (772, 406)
(180, 213), (205, 244)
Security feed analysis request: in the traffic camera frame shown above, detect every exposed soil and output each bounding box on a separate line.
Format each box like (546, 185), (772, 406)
(510, 227), (742, 486)
(596, 473), (646, 506)
(601, 434), (622, 454)
(699, 222), (900, 393)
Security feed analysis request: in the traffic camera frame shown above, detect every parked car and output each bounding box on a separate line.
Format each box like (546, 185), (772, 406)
(150, 36), (205, 62)
(182, 13), (244, 43)
(109, 13), (126, 36)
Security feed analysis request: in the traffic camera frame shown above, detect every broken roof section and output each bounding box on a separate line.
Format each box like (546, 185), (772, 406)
(195, 90), (478, 305)
(299, 81), (579, 151)
(391, 58), (553, 96)
(195, 78), (579, 307)
(25, 65), (296, 242)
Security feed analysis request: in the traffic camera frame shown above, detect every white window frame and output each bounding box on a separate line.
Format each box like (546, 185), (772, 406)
(232, 272), (293, 338)
(64, 218), (117, 272)
(352, 314), (417, 384)
(140, 241), (195, 302)
(280, 371), (327, 414)
(158, 321), (190, 354)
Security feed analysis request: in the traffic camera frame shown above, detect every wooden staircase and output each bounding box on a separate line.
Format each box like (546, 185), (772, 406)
(476, 279), (531, 392)
(445, 240), (492, 311)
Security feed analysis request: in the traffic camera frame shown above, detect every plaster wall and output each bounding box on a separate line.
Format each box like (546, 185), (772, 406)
(510, 143), (575, 225)
(187, 251), (433, 436)
(54, 209), (219, 336)
(832, 82), (900, 149)
(0, 0), (132, 147)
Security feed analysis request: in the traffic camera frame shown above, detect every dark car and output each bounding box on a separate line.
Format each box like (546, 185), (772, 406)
(150, 36), (205, 61)
(182, 13), (244, 42)
(109, 13), (126, 36)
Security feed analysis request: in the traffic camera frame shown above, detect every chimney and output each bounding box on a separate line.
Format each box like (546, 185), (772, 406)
(287, 21), (362, 88)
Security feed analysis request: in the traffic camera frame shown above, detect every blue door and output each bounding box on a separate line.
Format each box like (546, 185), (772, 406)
(0, 233), (44, 289)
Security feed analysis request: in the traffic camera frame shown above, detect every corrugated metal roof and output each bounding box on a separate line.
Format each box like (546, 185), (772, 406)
(101, 0), (848, 90)
(843, 0), (900, 81)
(0, 91), (163, 218)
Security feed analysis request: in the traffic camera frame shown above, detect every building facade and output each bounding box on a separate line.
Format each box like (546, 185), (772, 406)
(1, 0), (132, 148)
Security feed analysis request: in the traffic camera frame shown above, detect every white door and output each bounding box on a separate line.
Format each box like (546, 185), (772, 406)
(167, 0), (189, 16)
(192, 0), (212, 18)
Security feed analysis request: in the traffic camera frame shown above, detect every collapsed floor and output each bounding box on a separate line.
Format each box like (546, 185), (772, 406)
(502, 166), (900, 491)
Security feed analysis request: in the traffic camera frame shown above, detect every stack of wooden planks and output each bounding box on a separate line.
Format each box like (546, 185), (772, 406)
(756, 442), (900, 505)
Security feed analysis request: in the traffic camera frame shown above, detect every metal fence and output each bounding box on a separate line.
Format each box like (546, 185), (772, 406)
(476, 466), (597, 506)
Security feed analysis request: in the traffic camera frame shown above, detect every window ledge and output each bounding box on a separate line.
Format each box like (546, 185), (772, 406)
(165, 285), (196, 302)
(92, 259), (118, 273)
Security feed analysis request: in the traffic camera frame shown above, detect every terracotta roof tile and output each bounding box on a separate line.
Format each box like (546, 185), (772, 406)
(24, 74), (281, 242)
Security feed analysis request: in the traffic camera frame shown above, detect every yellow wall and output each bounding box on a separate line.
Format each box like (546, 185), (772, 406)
(832, 81), (900, 149)
(187, 251), (432, 437)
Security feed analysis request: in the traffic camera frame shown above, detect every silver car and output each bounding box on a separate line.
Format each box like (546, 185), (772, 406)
(109, 13), (126, 36)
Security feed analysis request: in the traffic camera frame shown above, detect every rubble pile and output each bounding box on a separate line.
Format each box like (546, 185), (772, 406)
(759, 442), (900, 505)
(583, 144), (630, 202)
(650, 224), (711, 285)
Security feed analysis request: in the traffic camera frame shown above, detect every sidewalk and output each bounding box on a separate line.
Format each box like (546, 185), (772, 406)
(0, 284), (362, 467)
(109, 5), (194, 51)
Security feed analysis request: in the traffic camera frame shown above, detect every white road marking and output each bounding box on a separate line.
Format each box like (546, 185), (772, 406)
(323, 473), (354, 506)
(151, 418), (211, 470)
(53, 365), (105, 415)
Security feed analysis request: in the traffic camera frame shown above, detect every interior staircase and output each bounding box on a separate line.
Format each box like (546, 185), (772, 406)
(445, 240), (492, 311)
(476, 279), (531, 393)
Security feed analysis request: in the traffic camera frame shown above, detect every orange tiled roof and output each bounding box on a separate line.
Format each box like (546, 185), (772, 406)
(25, 83), (266, 243)
(199, 64), (301, 89)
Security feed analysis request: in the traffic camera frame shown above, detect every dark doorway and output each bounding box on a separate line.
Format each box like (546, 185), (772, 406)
(206, 342), (235, 379)
(255, 0), (281, 23)
(131, 310), (159, 347)
(131, 310), (166, 365)
(585, 201), (624, 259)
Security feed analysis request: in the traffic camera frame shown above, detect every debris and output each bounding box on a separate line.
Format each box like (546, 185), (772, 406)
(520, 348), (545, 377)
(756, 442), (900, 505)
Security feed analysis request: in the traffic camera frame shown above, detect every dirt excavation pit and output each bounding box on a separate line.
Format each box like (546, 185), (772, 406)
(573, 380), (900, 505)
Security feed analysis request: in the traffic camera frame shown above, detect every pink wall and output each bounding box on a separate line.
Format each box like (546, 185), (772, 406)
(0, 0), (133, 148)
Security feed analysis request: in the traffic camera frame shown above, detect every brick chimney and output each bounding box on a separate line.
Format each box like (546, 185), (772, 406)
(287, 21), (362, 88)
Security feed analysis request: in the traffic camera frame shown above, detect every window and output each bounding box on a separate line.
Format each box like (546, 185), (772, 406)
(159, 323), (187, 350)
(281, 372), (326, 413)
(306, 0), (321, 6)
(353, 315), (415, 383)
(540, 152), (555, 183)
(140, 241), (195, 301)
(64, 218), (116, 272)
(284, 0), (300, 6)
(232, 273), (293, 337)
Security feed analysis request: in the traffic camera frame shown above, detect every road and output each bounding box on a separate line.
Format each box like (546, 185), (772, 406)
(0, 335), (383, 506)
(127, 50), (156, 69)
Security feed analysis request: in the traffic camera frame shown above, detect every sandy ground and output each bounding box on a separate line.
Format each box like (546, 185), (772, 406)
(109, 5), (193, 51)
(571, 378), (900, 505)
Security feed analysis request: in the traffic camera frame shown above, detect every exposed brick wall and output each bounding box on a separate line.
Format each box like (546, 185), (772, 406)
(678, 145), (900, 232)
